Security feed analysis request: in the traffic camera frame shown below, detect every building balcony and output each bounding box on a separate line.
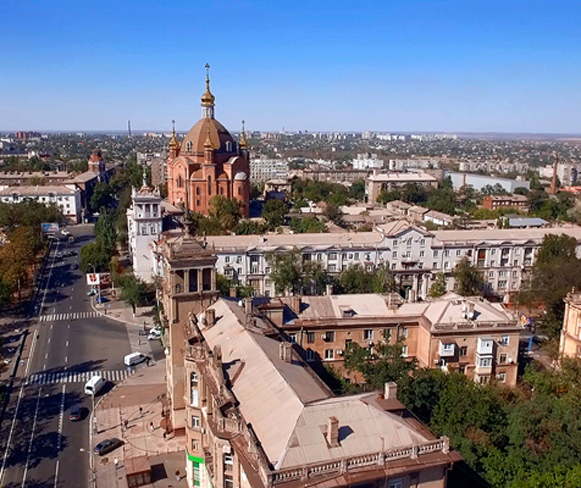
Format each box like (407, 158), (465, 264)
(475, 353), (493, 375)
(477, 337), (494, 355)
(438, 341), (455, 357)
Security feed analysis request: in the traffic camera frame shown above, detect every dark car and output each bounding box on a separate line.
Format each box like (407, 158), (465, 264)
(69, 405), (83, 421)
(94, 438), (123, 456)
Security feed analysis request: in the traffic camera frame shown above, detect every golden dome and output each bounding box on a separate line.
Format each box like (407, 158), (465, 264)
(201, 77), (215, 106)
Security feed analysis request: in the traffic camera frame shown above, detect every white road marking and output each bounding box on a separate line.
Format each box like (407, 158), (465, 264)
(64, 356), (68, 363)
(65, 341), (69, 347)
(47, 337), (51, 344)
(45, 353), (49, 359)
(54, 384), (65, 488)
(21, 387), (43, 487)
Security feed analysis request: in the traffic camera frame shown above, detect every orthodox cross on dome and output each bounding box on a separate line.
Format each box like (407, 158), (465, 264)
(201, 63), (215, 119)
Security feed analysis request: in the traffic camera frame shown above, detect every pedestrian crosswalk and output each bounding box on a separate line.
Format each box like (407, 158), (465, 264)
(24, 370), (134, 386)
(39, 311), (99, 322)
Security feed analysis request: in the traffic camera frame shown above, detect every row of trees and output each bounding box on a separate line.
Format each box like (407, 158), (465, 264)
(0, 201), (63, 310)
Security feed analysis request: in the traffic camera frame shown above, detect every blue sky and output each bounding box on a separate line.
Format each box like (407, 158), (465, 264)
(1, 0), (580, 133)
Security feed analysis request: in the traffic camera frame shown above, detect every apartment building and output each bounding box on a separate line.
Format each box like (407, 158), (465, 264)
(182, 298), (461, 488)
(198, 221), (581, 300)
(259, 292), (523, 386)
(366, 172), (438, 203)
(250, 156), (289, 183)
(0, 184), (82, 223)
(352, 153), (384, 170)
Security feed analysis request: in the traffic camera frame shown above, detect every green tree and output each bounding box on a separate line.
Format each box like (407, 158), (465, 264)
(208, 195), (241, 231)
(267, 248), (329, 295)
(519, 234), (581, 338)
(118, 274), (149, 314)
(344, 339), (417, 389)
(79, 242), (111, 273)
(323, 203), (344, 226)
(348, 179), (366, 201)
(234, 219), (267, 235)
(428, 272), (448, 297)
(289, 216), (327, 233)
(261, 199), (288, 229)
(453, 257), (484, 296)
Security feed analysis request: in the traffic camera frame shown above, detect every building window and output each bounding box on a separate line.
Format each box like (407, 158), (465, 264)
(490, 260), (495, 267)
(354, 252), (359, 260)
(444, 262), (450, 269)
(207, 175), (212, 195)
(325, 349), (334, 360)
(433, 250), (439, 257)
(460, 346), (467, 356)
(383, 329), (392, 341)
(191, 415), (200, 429)
(477, 356), (492, 367)
(498, 280), (507, 289)
(512, 270), (518, 278)
(444, 250), (450, 257)
(190, 372), (199, 407)
(496, 372), (506, 383)
(328, 264), (337, 272)
(392, 263), (396, 270)
(456, 250), (461, 256)
(393, 239), (398, 247)
(224, 475), (234, 488)
(488, 271), (494, 278)
(401, 345), (408, 357)
(420, 239), (426, 246)
(491, 249), (497, 255)
(306, 332), (315, 343)
(323, 331), (335, 342)
(306, 349), (316, 361)
(389, 480), (403, 488)
(392, 251), (398, 259)
(225, 256), (230, 263)
(401, 328), (408, 339)
(499, 353), (508, 363)
(432, 262), (438, 269)
(329, 252), (338, 260)
(419, 250), (425, 258)
(499, 271), (507, 277)
(364, 330), (373, 341)
(288, 333), (297, 343)
(224, 454), (234, 473)
(186, 141), (192, 151)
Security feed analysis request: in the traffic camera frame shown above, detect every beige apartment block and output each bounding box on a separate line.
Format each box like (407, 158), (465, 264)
(182, 298), (461, 488)
(559, 292), (581, 359)
(260, 292), (523, 386)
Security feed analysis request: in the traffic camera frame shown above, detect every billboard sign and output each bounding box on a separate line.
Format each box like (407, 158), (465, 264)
(86, 273), (100, 286)
(41, 222), (60, 233)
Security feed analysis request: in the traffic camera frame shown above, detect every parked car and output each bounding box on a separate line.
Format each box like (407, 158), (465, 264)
(95, 296), (108, 304)
(124, 352), (147, 366)
(69, 405), (84, 421)
(148, 328), (162, 340)
(94, 438), (123, 456)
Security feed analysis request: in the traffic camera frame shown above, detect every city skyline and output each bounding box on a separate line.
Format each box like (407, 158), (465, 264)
(2, 0), (580, 134)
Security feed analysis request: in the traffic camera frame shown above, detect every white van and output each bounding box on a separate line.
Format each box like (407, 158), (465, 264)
(84, 375), (106, 396)
(124, 352), (146, 366)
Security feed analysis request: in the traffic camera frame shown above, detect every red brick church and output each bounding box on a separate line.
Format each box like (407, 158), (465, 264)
(167, 67), (250, 217)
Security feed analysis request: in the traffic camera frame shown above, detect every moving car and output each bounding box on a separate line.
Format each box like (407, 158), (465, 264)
(69, 405), (83, 421)
(124, 352), (147, 366)
(94, 438), (123, 456)
(147, 329), (162, 340)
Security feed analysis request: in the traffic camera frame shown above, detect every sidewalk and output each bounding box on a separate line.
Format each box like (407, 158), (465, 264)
(94, 357), (187, 488)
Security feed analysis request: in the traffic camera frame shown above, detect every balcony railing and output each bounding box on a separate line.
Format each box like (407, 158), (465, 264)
(269, 437), (450, 485)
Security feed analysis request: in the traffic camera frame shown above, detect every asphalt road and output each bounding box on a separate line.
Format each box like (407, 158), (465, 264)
(0, 226), (134, 488)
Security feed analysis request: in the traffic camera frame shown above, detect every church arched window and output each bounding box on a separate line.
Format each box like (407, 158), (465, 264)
(186, 141), (192, 152)
(238, 186), (242, 195)
(207, 176), (212, 195)
(177, 175), (183, 188)
(220, 187), (223, 195)
(226, 141), (232, 152)
(196, 187), (200, 196)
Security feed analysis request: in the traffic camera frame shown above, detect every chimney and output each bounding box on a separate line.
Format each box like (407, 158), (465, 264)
(279, 341), (292, 363)
(326, 284), (333, 296)
(326, 416), (339, 448)
(206, 308), (216, 328)
(229, 286), (237, 298)
(291, 296), (302, 315)
(408, 289), (416, 303)
(244, 297), (252, 315)
(384, 382), (398, 400)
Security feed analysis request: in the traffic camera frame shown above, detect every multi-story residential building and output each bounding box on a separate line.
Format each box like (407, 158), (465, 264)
(0, 184), (82, 223)
(388, 159), (442, 171)
(182, 297), (461, 488)
(249, 156), (289, 183)
(352, 153), (384, 170)
(458, 161), (530, 175)
(366, 172), (438, 203)
(482, 195), (529, 212)
(197, 222), (581, 300)
(260, 292), (523, 386)
(538, 162), (581, 187)
(559, 292), (581, 359)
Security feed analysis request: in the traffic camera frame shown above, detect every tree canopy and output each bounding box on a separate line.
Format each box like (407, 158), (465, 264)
(454, 257), (484, 296)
